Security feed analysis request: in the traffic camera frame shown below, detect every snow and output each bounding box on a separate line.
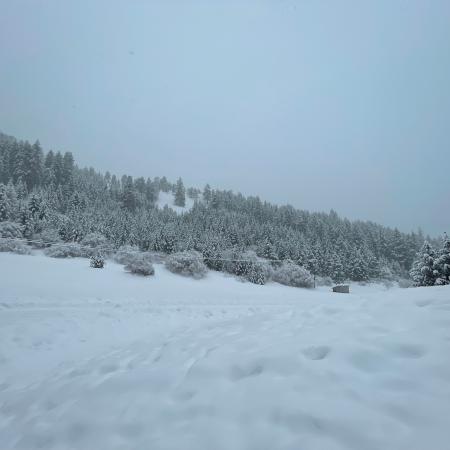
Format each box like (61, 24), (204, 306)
(156, 191), (194, 214)
(1, 252), (450, 450)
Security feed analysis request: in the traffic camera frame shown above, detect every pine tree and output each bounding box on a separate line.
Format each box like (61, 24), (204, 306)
(203, 184), (212, 203)
(174, 178), (186, 207)
(30, 140), (43, 189)
(159, 176), (170, 193)
(43, 151), (56, 186)
(433, 233), (450, 285)
(410, 242), (437, 286)
(62, 152), (74, 186)
(28, 194), (41, 218)
(121, 176), (137, 212)
(53, 152), (64, 185)
(145, 178), (158, 204)
(0, 183), (9, 221)
(15, 177), (28, 199)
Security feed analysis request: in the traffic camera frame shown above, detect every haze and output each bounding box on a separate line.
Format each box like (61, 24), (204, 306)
(1, 0), (449, 236)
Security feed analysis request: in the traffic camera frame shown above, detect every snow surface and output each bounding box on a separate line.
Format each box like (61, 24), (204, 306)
(1, 252), (450, 450)
(156, 191), (194, 214)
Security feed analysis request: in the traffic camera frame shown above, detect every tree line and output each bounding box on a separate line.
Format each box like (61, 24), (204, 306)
(0, 131), (434, 283)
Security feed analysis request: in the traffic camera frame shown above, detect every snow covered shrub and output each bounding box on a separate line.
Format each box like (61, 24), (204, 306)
(315, 276), (333, 287)
(273, 260), (314, 288)
(0, 238), (31, 255)
(0, 221), (23, 239)
(81, 232), (113, 257)
(113, 245), (142, 265)
(82, 232), (108, 248)
(90, 255), (105, 269)
(124, 254), (155, 276)
(31, 228), (62, 248)
(222, 250), (271, 285)
(245, 260), (269, 285)
(166, 250), (207, 279)
(44, 242), (84, 258)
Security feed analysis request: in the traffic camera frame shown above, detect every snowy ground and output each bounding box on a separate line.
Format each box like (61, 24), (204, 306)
(1, 253), (450, 450)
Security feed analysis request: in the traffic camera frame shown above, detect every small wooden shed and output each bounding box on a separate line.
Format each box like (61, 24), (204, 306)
(332, 284), (350, 294)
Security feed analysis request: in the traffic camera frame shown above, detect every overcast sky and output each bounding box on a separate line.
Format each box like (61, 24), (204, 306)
(1, 0), (449, 236)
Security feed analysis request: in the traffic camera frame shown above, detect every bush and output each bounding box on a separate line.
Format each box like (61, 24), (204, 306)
(0, 221), (23, 239)
(0, 238), (31, 255)
(90, 255), (105, 268)
(82, 232), (108, 247)
(166, 250), (207, 279)
(315, 275), (333, 287)
(124, 254), (155, 276)
(273, 260), (314, 288)
(81, 232), (113, 257)
(44, 242), (84, 258)
(222, 250), (272, 285)
(31, 229), (62, 248)
(113, 245), (144, 265)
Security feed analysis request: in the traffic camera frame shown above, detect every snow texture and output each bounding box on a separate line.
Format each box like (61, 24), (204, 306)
(1, 252), (450, 450)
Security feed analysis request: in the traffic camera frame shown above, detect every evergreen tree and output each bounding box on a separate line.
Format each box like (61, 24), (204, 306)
(62, 152), (75, 186)
(159, 176), (170, 193)
(43, 150), (56, 186)
(53, 152), (64, 185)
(30, 140), (44, 189)
(145, 178), (158, 204)
(410, 242), (437, 286)
(121, 176), (137, 211)
(174, 178), (186, 207)
(203, 184), (212, 203)
(0, 183), (9, 221)
(15, 177), (28, 199)
(433, 233), (450, 285)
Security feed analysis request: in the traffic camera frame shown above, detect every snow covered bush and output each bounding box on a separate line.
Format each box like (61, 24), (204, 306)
(0, 221), (23, 239)
(315, 275), (333, 287)
(165, 250), (207, 279)
(113, 245), (143, 265)
(81, 232), (113, 257)
(82, 232), (108, 248)
(124, 254), (155, 276)
(0, 238), (31, 255)
(222, 250), (272, 285)
(44, 242), (84, 258)
(273, 260), (314, 288)
(90, 255), (105, 269)
(31, 228), (61, 248)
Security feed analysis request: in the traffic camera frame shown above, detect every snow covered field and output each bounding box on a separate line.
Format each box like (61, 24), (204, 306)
(1, 253), (450, 450)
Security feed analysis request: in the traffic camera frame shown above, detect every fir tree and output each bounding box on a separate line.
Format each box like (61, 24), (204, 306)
(410, 242), (437, 286)
(433, 233), (450, 285)
(174, 178), (186, 207)
(203, 184), (212, 203)
(0, 183), (9, 221)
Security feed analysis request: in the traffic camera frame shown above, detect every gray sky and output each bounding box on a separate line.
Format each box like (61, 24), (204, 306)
(1, 0), (449, 236)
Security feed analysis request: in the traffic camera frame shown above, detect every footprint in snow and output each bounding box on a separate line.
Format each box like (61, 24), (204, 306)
(302, 345), (330, 361)
(230, 362), (264, 381)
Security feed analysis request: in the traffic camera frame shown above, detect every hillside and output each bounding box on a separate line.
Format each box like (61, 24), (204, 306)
(0, 132), (426, 282)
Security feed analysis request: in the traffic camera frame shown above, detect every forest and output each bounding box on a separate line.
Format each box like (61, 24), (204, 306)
(0, 132), (437, 284)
